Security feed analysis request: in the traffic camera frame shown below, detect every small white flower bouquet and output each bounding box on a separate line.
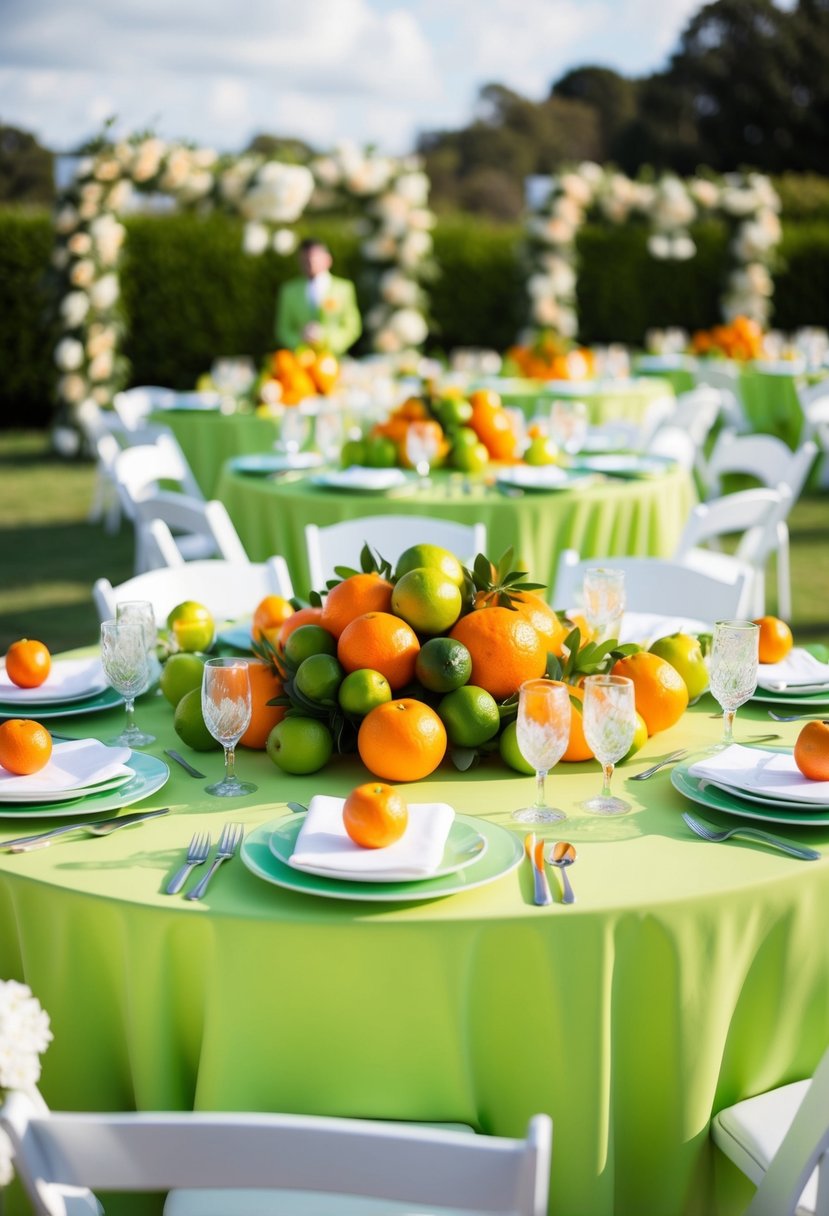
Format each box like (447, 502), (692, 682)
(0, 980), (52, 1186)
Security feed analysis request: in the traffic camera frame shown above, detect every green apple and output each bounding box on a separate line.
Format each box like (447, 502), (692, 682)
(649, 633), (709, 701)
(159, 652), (207, 706)
(266, 717), (333, 774)
(524, 436), (560, 467)
(166, 601), (215, 653)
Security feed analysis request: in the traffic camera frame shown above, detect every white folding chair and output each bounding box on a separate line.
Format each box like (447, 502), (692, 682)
(552, 550), (754, 624)
(711, 1043), (829, 1216)
(138, 497), (250, 570)
(111, 435), (206, 571)
(305, 517), (487, 590)
(78, 400), (170, 533)
(673, 484), (795, 618)
(693, 361), (748, 432)
(113, 386), (178, 429)
(636, 394), (679, 448)
(0, 1089), (552, 1216)
(798, 381), (829, 488)
(93, 558), (294, 626)
(647, 426), (698, 471)
(703, 431), (817, 618)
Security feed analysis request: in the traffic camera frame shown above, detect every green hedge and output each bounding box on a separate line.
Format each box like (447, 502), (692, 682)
(2, 208), (829, 427)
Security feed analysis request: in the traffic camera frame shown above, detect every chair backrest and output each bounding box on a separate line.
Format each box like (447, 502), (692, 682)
(674, 484), (794, 567)
(305, 516), (487, 590)
(647, 425), (698, 470)
(93, 558), (294, 625)
(704, 430), (818, 501)
(136, 497), (249, 569)
(112, 434), (203, 519)
(113, 386), (178, 428)
(693, 362), (746, 429)
(636, 394), (676, 448)
(552, 550), (753, 621)
(0, 1091), (552, 1216)
(669, 386), (724, 447)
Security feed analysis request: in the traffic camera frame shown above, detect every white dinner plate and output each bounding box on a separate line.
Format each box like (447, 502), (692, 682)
(0, 751), (169, 819)
(271, 813), (488, 883)
(701, 778), (829, 810)
(671, 764), (829, 825)
(0, 770), (134, 805)
(495, 466), (597, 493)
(311, 468), (418, 494)
(0, 658), (109, 705)
(0, 686), (124, 720)
(230, 452), (323, 475)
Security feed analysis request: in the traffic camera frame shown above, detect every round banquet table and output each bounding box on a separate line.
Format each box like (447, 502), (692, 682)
(214, 461), (696, 600)
(0, 665), (827, 1216)
(473, 375), (676, 425)
(149, 408), (279, 497)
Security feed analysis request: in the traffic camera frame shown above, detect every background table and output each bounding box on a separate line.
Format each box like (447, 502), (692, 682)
(0, 675), (825, 1216)
(215, 462), (696, 599)
(149, 408), (280, 497)
(475, 376), (676, 425)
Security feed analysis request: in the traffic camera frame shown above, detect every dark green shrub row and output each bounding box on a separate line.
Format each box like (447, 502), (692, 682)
(2, 208), (829, 427)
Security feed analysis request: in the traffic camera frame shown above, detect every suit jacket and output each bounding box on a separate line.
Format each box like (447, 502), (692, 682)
(275, 275), (362, 356)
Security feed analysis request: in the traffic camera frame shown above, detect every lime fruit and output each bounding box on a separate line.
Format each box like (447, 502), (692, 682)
(366, 436), (398, 468)
(338, 668), (392, 716)
(649, 633), (709, 701)
(438, 685), (500, 748)
(340, 438), (367, 468)
(452, 426), (479, 451)
(294, 653), (344, 703)
(159, 652), (207, 707)
(415, 637), (473, 693)
(436, 397), (473, 428)
(167, 601), (215, 652)
(394, 543), (466, 588)
(283, 623), (337, 668)
(452, 440), (489, 473)
(173, 687), (222, 752)
(621, 711), (649, 763)
(266, 717), (333, 774)
(524, 436), (559, 467)
(499, 719), (536, 775)
(391, 568), (463, 635)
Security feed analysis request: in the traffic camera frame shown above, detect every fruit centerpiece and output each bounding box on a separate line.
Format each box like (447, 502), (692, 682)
(502, 330), (596, 381)
(689, 316), (764, 361)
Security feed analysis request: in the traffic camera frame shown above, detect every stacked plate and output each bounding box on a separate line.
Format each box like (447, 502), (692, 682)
(0, 738), (170, 820)
(0, 657), (123, 721)
(566, 453), (676, 479)
(229, 452), (323, 476)
(311, 467), (419, 494)
(495, 466), (597, 493)
(241, 798), (524, 902)
(672, 744), (829, 826)
(751, 647), (829, 707)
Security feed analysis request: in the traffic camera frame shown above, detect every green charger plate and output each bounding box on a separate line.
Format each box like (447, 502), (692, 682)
(0, 751), (169, 820)
(750, 687), (829, 707)
(241, 813), (524, 902)
(0, 686), (124, 720)
(217, 624), (255, 652)
(671, 762), (829, 827)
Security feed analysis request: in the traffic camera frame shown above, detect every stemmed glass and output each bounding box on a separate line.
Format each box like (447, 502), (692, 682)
(511, 679), (572, 824)
(100, 619), (156, 747)
(582, 568), (626, 644)
(708, 620), (760, 749)
(115, 600), (159, 693)
(579, 674), (636, 815)
(315, 408), (345, 465)
(549, 398), (589, 456)
(201, 659), (257, 798)
(405, 421), (441, 483)
(274, 407), (311, 458)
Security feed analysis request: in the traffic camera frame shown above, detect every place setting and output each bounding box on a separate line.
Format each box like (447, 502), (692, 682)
(0, 648), (123, 720)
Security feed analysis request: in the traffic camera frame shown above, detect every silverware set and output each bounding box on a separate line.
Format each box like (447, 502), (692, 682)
(681, 811), (820, 861)
(175, 822), (243, 901)
(525, 833), (577, 906)
(1, 807), (170, 852)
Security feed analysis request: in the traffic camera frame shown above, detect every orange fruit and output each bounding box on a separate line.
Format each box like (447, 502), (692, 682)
(342, 782), (409, 848)
(252, 595), (294, 642)
(320, 573), (394, 639)
(611, 651), (688, 736)
(239, 659), (287, 749)
(449, 607), (546, 700)
(358, 698), (447, 782)
(309, 353), (339, 395)
(277, 606), (323, 651)
(0, 719), (53, 774)
(468, 388), (502, 420)
(754, 616), (794, 664)
(512, 593), (568, 657)
(794, 720), (829, 781)
(5, 639), (51, 689)
(338, 612), (420, 691)
(476, 410), (518, 461)
(560, 685), (594, 763)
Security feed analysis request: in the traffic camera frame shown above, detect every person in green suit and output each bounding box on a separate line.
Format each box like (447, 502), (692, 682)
(275, 238), (362, 356)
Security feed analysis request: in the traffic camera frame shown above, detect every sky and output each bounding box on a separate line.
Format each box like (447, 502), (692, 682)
(0, 0), (704, 156)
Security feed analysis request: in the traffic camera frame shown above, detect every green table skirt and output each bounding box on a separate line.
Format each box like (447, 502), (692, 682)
(484, 376), (676, 424)
(0, 674), (825, 1216)
(215, 464), (696, 600)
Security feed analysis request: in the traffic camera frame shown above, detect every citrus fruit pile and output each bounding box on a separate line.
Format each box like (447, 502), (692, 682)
(689, 316), (764, 361)
(257, 347), (339, 407)
(503, 331), (596, 381)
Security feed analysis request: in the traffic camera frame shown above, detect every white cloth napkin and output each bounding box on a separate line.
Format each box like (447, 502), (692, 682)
(689, 744), (829, 804)
(321, 467), (407, 491)
(0, 657), (107, 703)
(290, 794), (455, 878)
(757, 648), (829, 691)
(0, 739), (133, 797)
(498, 465), (570, 489)
(618, 613), (709, 647)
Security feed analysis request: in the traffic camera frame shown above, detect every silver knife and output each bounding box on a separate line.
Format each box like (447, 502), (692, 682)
(524, 833), (553, 906)
(2, 807), (170, 852)
(164, 749), (206, 779)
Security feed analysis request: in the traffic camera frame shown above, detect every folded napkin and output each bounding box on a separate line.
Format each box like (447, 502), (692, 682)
(0, 657), (107, 703)
(498, 465), (570, 490)
(618, 613), (708, 647)
(757, 648), (829, 691)
(0, 738), (133, 797)
(321, 467), (407, 491)
(289, 794), (455, 879)
(689, 744), (829, 805)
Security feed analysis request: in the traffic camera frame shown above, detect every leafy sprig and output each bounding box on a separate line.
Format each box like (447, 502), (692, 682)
(469, 546), (546, 609)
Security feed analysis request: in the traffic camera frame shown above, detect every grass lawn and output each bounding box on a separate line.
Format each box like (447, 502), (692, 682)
(1, 428), (828, 652)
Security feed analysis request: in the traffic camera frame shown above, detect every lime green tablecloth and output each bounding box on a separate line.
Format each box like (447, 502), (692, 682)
(484, 376), (676, 424)
(737, 367), (807, 448)
(0, 675), (826, 1216)
(215, 463), (696, 600)
(150, 410), (279, 496)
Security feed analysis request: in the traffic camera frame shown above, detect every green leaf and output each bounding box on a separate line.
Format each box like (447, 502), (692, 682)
(333, 565), (359, 580)
(545, 653), (563, 680)
(495, 547), (515, 583)
(473, 552), (493, 588)
(449, 747), (480, 772)
(308, 590), (323, 608)
(360, 543), (374, 573)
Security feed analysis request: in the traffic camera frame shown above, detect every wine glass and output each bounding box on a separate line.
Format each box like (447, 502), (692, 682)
(116, 600), (159, 693)
(100, 619), (156, 747)
(405, 421), (441, 482)
(511, 679), (572, 824)
(549, 398), (589, 456)
(315, 408), (345, 465)
(274, 407), (311, 457)
(582, 568), (626, 644)
(579, 674), (636, 815)
(708, 620), (760, 749)
(201, 659), (257, 797)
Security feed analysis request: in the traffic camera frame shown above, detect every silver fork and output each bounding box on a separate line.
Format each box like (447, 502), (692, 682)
(681, 811), (820, 860)
(185, 823), (244, 901)
(767, 710), (824, 723)
(166, 831), (211, 895)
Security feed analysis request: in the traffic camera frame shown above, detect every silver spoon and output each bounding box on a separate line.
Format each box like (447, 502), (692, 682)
(548, 841), (576, 904)
(768, 710), (828, 723)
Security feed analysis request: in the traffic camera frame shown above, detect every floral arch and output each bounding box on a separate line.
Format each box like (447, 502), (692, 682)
(524, 164), (782, 341)
(50, 137), (435, 425)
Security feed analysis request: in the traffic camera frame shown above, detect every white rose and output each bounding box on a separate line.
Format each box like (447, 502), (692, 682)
(193, 147), (218, 169)
(394, 171), (430, 207)
(60, 291), (90, 327)
(241, 164), (314, 223)
(398, 230), (432, 267)
(557, 307), (579, 338)
(721, 187), (759, 217)
(532, 296), (560, 327)
(87, 326), (117, 358)
(76, 157), (95, 179)
(577, 161), (604, 186)
(114, 141), (133, 167)
(671, 234), (697, 260)
(59, 373), (88, 403)
(648, 233), (671, 259)
(106, 180), (132, 211)
(70, 259), (95, 288)
(54, 337), (85, 371)
(178, 170), (214, 202)
(78, 199), (99, 222)
(90, 214), (125, 249)
(90, 274), (119, 310)
(690, 179), (720, 209)
(745, 262), (773, 295)
(543, 217), (575, 246)
(92, 385), (111, 405)
(553, 196), (583, 227)
(0, 1129), (14, 1186)
(527, 273), (556, 301)
(55, 206), (79, 235)
(389, 308), (428, 346)
(312, 157), (340, 186)
(88, 351), (114, 381)
(272, 228), (297, 255)
(407, 208), (435, 232)
(242, 222), (269, 255)
(68, 232), (92, 256)
(380, 270), (419, 307)
(51, 424), (82, 456)
(362, 235), (398, 262)
(559, 172), (593, 206)
(374, 327), (403, 354)
(94, 158), (121, 183)
(80, 182), (103, 206)
(132, 139), (165, 182)
(365, 305), (388, 331)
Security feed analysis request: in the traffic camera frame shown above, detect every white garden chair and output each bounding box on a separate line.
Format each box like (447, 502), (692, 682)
(797, 381), (829, 488)
(111, 435), (207, 570)
(113, 386), (178, 428)
(0, 1089), (552, 1216)
(635, 395), (677, 448)
(702, 431), (817, 618)
(93, 558), (294, 626)
(673, 484), (795, 618)
(693, 360), (748, 431)
(647, 425), (698, 470)
(305, 517), (487, 590)
(711, 1042), (829, 1215)
(137, 496), (250, 570)
(78, 400), (170, 533)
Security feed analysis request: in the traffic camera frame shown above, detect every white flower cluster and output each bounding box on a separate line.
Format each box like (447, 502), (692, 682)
(525, 166), (782, 338)
(0, 979), (53, 1186)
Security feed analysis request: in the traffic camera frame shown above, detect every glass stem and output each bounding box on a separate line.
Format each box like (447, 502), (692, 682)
(535, 769), (548, 808)
(225, 745), (236, 782)
(124, 698), (136, 732)
(601, 762), (614, 798)
(722, 709), (736, 745)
